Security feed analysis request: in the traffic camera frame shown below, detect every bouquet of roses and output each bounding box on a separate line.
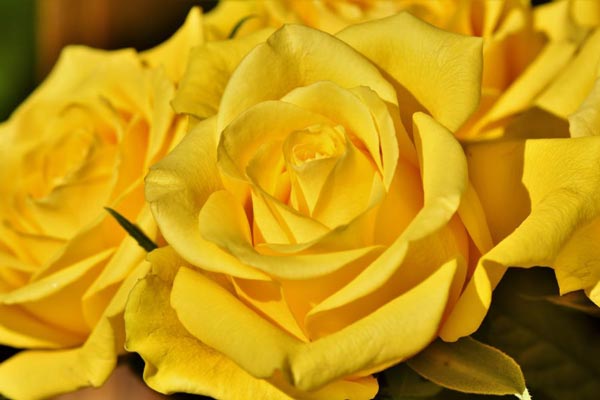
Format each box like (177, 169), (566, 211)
(1, 1), (599, 399)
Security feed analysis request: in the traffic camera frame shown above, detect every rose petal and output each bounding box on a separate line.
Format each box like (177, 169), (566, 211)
(145, 117), (269, 281)
(569, 77), (600, 137)
(337, 12), (483, 132)
(0, 262), (148, 399)
(199, 190), (382, 279)
(217, 23), (397, 133)
(443, 136), (600, 339)
(172, 28), (274, 119)
(171, 260), (456, 391)
(536, 29), (600, 118)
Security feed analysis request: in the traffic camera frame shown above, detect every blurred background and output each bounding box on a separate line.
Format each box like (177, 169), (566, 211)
(0, 0), (216, 122)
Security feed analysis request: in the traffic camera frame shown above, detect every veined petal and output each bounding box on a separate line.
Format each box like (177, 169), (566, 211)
(292, 259), (457, 391)
(570, 77), (600, 137)
(171, 267), (300, 380)
(303, 113), (467, 336)
(337, 12), (483, 132)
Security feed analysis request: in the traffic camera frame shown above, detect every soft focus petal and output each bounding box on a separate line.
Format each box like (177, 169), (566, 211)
(172, 28), (274, 119)
(337, 12), (483, 132)
(536, 29), (600, 119)
(0, 262), (148, 399)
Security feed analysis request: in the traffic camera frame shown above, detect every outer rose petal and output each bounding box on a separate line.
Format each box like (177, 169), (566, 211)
(171, 28), (274, 119)
(126, 247), (378, 400)
(171, 260), (456, 392)
(337, 12), (483, 132)
(0, 262), (149, 400)
(441, 136), (600, 339)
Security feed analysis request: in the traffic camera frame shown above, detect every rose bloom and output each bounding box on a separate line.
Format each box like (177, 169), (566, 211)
(0, 9), (202, 400)
(123, 11), (600, 399)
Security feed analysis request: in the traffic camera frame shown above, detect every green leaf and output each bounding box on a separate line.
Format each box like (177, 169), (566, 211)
(104, 207), (158, 252)
(475, 268), (600, 400)
(378, 363), (442, 399)
(228, 14), (259, 39)
(407, 337), (528, 398)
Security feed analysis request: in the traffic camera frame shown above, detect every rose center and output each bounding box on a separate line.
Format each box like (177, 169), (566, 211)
(285, 124), (346, 168)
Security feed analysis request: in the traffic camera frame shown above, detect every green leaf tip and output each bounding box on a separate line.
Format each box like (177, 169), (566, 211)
(407, 336), (527, 397)
(104, 207), (158, 253)
(228, 14), (259, 39)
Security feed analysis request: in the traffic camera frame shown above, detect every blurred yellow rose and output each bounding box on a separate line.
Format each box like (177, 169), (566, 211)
(123, 12), (549, 399)
(0, 9), (202, 400)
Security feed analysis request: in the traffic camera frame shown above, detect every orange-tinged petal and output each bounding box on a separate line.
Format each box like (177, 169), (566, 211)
(303, 113), (466, 335)
(291, 258), (458, 391)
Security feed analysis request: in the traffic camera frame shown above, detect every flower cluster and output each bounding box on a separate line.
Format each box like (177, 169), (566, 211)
(1, 1), (600, 399)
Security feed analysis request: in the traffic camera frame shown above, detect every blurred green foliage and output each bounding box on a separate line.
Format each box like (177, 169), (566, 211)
(0, 0), (35, 122)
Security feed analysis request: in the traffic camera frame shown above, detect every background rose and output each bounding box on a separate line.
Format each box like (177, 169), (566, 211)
(0, 9), (202, 400)
(124, 13), (523, 399)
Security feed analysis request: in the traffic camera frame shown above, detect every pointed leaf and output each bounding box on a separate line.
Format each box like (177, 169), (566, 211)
(104, 207), (157, 252)
(407, 337), (527, 398)
(475, 268), (600, 400)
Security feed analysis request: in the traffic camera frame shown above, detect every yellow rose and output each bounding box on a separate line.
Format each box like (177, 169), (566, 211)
(0, 9), (202, 400)
(124, 13), (536, 399)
